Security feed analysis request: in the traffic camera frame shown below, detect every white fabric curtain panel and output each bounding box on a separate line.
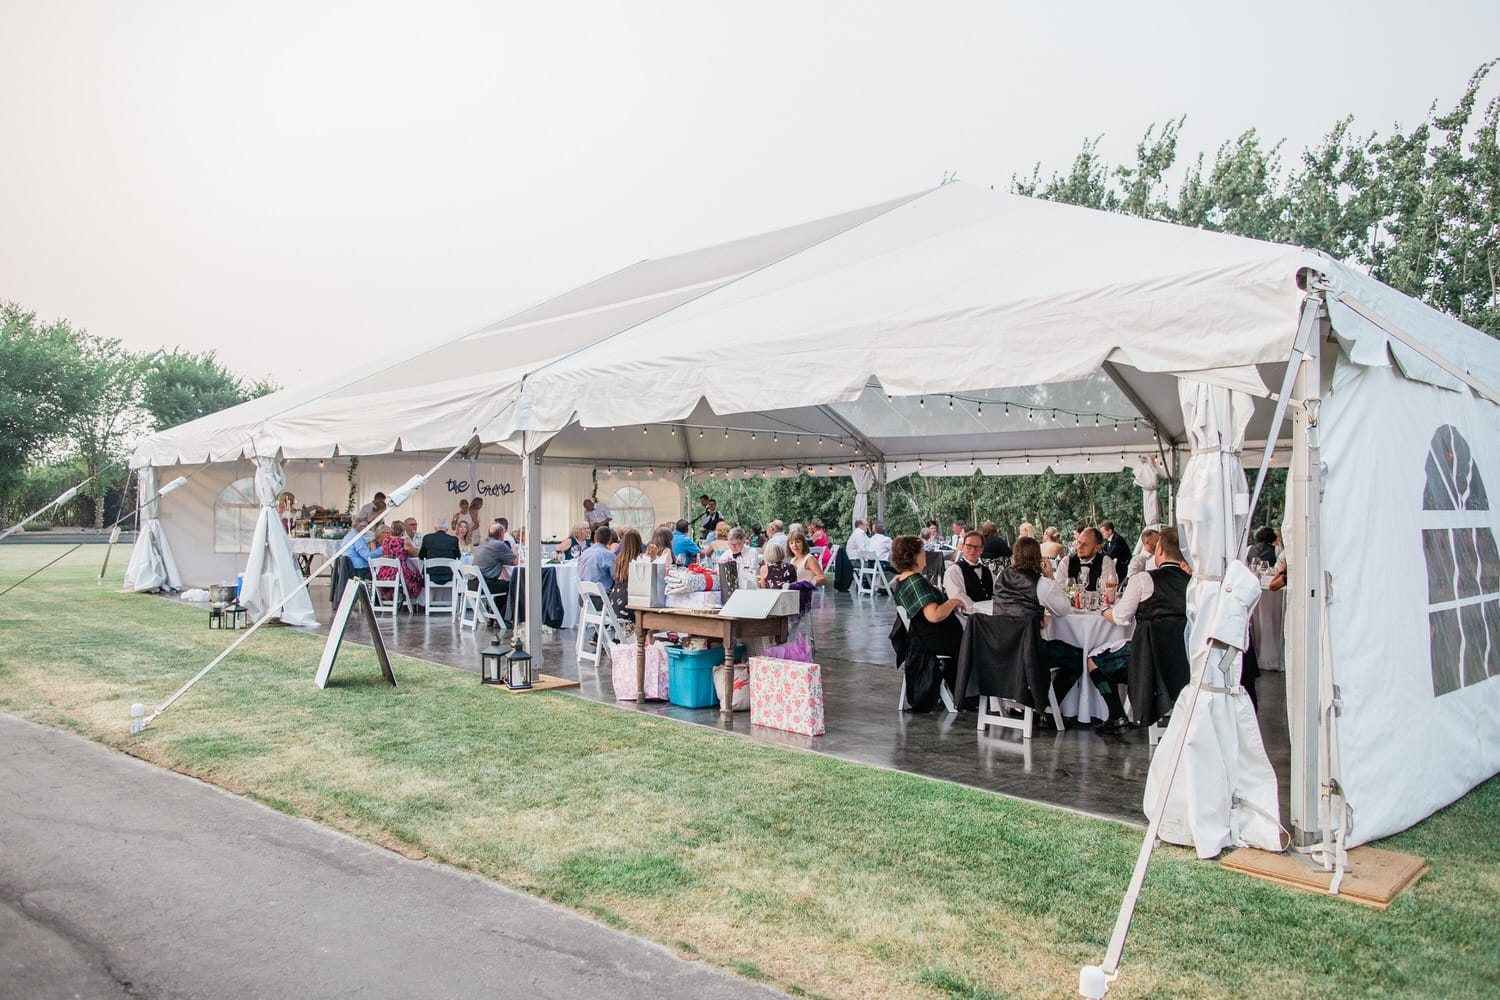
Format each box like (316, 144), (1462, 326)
(123, 466), (183, 593)
(849, 464), (876, 527)
(238, 457), (317, 627)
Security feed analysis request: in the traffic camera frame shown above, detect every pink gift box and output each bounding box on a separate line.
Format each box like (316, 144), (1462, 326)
(610, 641), (670, 701)
(748, 655), (825, 736)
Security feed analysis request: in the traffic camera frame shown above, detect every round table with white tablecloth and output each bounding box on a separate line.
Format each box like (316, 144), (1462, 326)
(1042, 610), (1134, 724)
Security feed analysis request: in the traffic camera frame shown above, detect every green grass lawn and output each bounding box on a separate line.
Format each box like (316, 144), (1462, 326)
(1, 548), (1495, 999)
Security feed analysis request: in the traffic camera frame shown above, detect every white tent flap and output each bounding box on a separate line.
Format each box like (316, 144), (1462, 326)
(237, 457), (317, 627)
(122, 467), (182, 593)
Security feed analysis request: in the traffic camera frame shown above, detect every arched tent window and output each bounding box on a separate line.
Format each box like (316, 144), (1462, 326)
(608, 486), (655, 536)
(1422, 425), (1500, 696)
(215, 477), (259, 553)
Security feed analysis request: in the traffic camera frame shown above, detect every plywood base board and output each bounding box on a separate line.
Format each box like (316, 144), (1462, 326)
(1220, 846), (1427, 909)
(486, 673), (580, 694)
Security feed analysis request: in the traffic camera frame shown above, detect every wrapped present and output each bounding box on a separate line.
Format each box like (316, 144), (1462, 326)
(609, 640), (670, 701)
(748, 656), (825, 736)
(664, 591), (721, 610)
(714, 663), (751, 711)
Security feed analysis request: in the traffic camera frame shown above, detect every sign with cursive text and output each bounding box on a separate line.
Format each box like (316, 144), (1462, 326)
(445, 477), (514, 497)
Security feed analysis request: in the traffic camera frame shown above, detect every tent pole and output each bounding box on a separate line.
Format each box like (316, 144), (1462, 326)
(875, 462), (887, 525)
(522, 435), (545, 667)
(1286, 316), (1330, 846)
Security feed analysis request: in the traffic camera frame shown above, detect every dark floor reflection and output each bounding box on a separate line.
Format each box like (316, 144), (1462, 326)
(291, 586), (1292, 827)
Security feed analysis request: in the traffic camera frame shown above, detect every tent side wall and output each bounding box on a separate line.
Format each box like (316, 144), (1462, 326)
(1321, 359), (1500, 846)
(152, 454), (596, 589)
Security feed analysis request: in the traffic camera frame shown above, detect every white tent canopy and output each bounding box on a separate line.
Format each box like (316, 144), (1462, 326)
(130, 182), (1500, 852)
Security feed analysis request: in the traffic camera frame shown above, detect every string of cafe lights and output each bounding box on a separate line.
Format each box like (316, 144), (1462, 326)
(582, 421), (861, 451)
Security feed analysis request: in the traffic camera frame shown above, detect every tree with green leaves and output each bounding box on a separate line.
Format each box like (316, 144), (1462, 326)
(0, 302), (90, 526)
(65, 336), (150, 528)
(140, 348), (275, 432)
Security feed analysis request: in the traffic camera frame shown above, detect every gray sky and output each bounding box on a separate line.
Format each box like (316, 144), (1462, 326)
(2, 1), (1496, 392)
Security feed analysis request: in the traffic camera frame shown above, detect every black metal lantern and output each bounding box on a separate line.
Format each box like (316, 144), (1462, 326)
(480, 637), (507, 685)
(227, 603), (250, 630)
(208, 605), (225, 629)
(505, 636), (533, 691)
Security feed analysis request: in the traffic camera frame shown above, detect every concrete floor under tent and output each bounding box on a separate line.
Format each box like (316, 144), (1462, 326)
(258, 584), (1292, 828)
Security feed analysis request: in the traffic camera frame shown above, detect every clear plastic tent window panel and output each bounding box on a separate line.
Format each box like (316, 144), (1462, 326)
(1422, 425), (1500, 696)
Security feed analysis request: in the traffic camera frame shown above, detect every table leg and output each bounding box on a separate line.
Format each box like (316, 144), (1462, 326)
(635, 612), (647, 705)
(720, 625), (734, 720)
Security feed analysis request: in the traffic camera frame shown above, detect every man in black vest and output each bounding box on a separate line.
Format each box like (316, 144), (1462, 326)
(698, 495), (724, 539)
(1067, 526), (1128, 590)
(1104, 527), (1192, 728)
(942, 530), (993, 612)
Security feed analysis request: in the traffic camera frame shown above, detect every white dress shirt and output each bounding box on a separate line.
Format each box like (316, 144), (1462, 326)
(1108, 570), (1156, 627)
(870, 532), (893, 563)
(1128, 550), (1156, 578)
(585, 502), (612, 527)
(846, 528), (871, 560)
(1036, 576), (1075, 619)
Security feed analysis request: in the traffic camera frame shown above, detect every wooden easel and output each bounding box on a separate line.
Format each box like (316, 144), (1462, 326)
(315, 580), (397, 688)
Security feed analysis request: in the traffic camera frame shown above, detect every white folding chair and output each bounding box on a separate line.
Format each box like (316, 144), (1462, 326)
(457, 564), (505, 632)
(894, 606), (957, 714)
(421, 558), (460, 617)
(369, 558), (408, 615)
(854, 557), (880, 597)
(977, 681), (1066, 738)
(574, 580), (626, 667)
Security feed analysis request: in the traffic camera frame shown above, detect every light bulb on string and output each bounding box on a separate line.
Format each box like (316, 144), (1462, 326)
(642, 426), (648, 435)
(1051, 409), (1057, 422)
(919, 396), (925, 408)
(977, 401), (983, 416)
(948, 396), (954, 410)
(828, 464), (835, 475)
(699, 428), (704, 438)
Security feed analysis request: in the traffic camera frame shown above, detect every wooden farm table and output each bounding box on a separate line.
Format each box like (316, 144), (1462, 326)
(627, 605), (792, 719)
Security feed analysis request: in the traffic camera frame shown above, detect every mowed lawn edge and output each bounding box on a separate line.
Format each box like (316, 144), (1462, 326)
(0, 549), (1495, 1000)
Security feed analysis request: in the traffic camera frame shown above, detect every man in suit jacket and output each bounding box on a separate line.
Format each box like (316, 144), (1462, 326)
(1100, 521), (1132, 566)
(418, 521), (461, 583)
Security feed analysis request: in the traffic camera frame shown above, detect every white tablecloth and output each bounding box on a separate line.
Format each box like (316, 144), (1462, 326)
(1250, 586), (1284, 672)
(1043, 611), (1133, 724)
(551, 561), (580, 630)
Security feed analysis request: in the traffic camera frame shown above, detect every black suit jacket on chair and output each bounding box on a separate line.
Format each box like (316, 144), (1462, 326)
(418, 532), (461, 582)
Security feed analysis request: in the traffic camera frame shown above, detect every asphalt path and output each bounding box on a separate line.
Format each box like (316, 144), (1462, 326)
(0, 714), (783, 1000)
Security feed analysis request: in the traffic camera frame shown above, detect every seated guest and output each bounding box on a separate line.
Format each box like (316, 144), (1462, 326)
(758, 541), (797, 589)
(891, 535), (964, 658)
(1104, 527), (1193, 727)
(576, 525), (616, 588)
(786, 530), (827, 586)
(452, 498), (472, 534)
(1039, 526), (1066, 560)
(381, 521), (423, 602)
(555, 522), (590, 560)
(1128, 526), (1161, 578)
(648, 526), (675, 564)
(608, 528), (645, 617)
(495, 517), (515, 545)
(417, 520), (460, 583)
(453, 519), (474, 559)
(978, 521), (1011, 561)
(920, 526), (941, 551)
(1066, 527), (1125, 590)
(670, 519), (700, 563)
(846, 519), (872, 561)
(943, 531), (993, 612)
(473, 523), (518, 597)
(342, 520), (375, 581)
(749, 523), (767, 547)
(1248, 526), (1279, 566)
(1017, 521), (1037, 540)
(720, 527), (761, 582)
(948, 520), (967, 549)
(700, 521), (732, 559)
(808, 518), (832, 566)
(403, 517), (422, 549)
(993, 537), (1128, 726)
(869, 521), (894, 571)
(765, 519), (788, 552)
